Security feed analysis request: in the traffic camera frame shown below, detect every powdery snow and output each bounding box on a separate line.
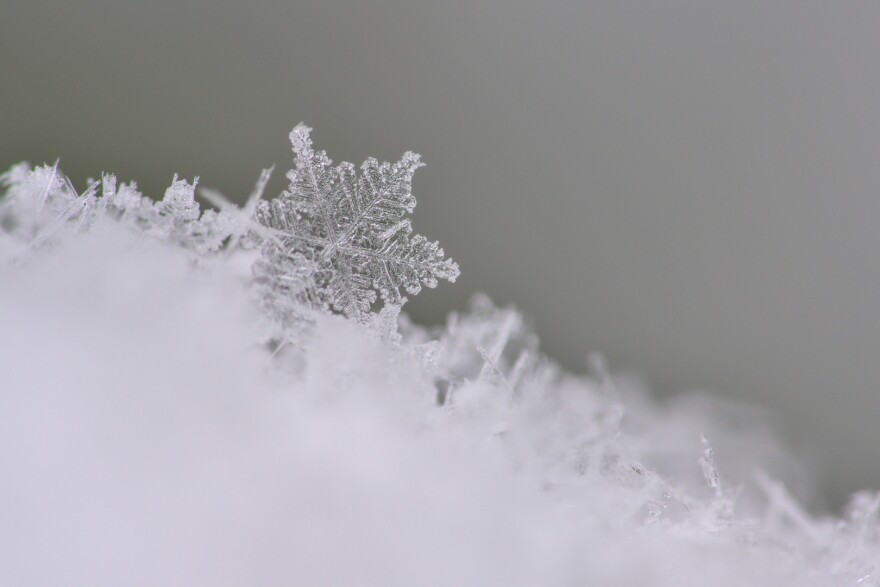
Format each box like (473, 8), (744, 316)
(1, 144), (878, 586)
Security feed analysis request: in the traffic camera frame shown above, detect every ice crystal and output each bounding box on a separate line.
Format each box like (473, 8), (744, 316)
(0, 162), (98, 248)
(1, 125), (459, 340)
(254, 124), (459, 326)
(431, 294), (540, 399)
(0, 163), (231, 257)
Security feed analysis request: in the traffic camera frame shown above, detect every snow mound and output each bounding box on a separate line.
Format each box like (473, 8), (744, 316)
(1, 154), (878, 586)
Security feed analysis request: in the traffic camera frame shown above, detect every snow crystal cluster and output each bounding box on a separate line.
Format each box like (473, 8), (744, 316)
(1, 126), (878, 586)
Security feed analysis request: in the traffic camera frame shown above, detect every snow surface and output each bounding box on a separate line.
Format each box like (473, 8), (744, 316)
(1, 159), (879, 586)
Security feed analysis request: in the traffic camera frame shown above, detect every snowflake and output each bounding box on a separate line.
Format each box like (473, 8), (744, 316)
(255, 124), (459, 325)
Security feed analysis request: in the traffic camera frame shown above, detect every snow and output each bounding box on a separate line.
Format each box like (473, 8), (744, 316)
(1, 143), (879, 585)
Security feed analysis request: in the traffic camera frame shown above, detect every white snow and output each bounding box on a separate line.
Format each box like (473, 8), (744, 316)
(1, 158), (878, 586)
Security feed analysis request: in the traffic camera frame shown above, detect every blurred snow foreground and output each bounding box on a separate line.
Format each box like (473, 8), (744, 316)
(1, 128), (878, 587)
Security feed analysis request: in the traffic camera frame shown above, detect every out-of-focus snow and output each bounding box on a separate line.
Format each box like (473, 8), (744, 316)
(1, 164), (879, 586)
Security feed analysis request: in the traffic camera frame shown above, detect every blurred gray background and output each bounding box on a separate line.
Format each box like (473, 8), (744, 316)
(3, 0), (879, 509)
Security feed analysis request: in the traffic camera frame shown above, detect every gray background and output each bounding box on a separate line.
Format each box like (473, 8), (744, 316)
(3, 0), (879, 509)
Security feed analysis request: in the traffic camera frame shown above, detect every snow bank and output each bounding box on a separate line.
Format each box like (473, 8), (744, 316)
(1, 152), (878, 586)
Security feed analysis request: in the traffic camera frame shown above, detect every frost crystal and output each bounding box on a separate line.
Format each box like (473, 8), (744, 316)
(0, 164), (232, 257)
(255, 124), (459, 325)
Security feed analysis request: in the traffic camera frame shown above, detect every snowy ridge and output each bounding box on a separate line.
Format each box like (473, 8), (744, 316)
(1, 128), (878, 586)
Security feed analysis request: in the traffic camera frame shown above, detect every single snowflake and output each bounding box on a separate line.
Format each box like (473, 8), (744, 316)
(255, 124), (459, 325)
